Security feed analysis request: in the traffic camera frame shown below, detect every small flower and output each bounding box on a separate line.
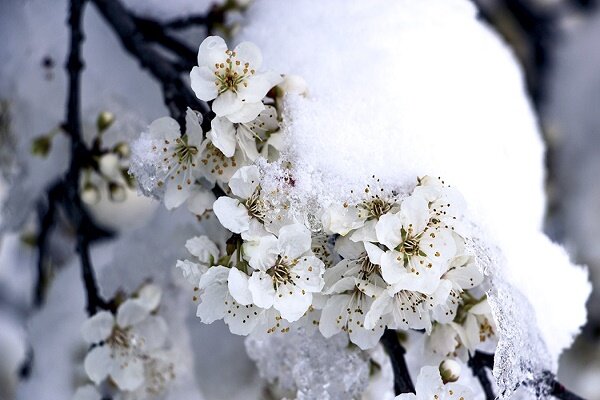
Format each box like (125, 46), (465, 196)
(190, 36), (281, 123)
(129, 108), (204, 210)
(243, 223), (325, 322)
(209, 105), (279, 160)
(213, 165), (268, 238)
(176, 235), (221, 285)
(319, 238), (388, 349)
(395, 366), (473, 400)
(81, 285), (167, 392)
(375, 193), (457, 291)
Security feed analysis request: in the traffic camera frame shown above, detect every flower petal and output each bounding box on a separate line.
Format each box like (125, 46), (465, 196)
(228, 268), (253, 305)
(292, 256), (325, 292)
(137, 283), (162, 311)
(176, 259), (206, 285)
(132, 315), (168, 350)
(225, 101), (265, 124)
(278, 223), (311, 259)
(243, 234), (279, 270)
(375, 212), (403, 250)
(210, 117), (237, 157)
(110, 353), (144, 391)
(248, 271), (275, 309)
(190, 66), (218, 101)
(213, 196), (250, 233)
(273, 283), (312, 322)
(229, 165), (260, 199)
(187, 188), (216, 215)
(212, 91), (243, 117)
(81, 311), (114, 344)
(196, 266), (229, 323)
(164, 180), (191, 210)
(116, 299), (150, 328)
(83, 345), (111, 384)
(197, 36), (228, 67)
(185, 235), (220, 263)
(233, 41), (263, 69)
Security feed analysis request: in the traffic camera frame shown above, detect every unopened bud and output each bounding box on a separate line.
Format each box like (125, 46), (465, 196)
(98, 153), (121, 179)
(97, 111), (115, 133)
(81, 183), (100, 205)
(439, 359), (461, 384)
(278, 74), (308, 96)
(108, 182), (126, 202)
(113, 142), (130, 158)
(31, 135), (52, 157)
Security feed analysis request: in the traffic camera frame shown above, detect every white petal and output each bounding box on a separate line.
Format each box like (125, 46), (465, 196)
(400, 194), (430, 234)
(379, 250), (405, 285)
(273, 284), (312, 322)
(212, 91), (243, 117)
(225, 101), (265, 124)
(190, 66), (218, 101)
(164, 180), (191, 210)
(132, 315), (168, 350)
(184, 107), (204, 147)
(81, 311), (114, 343)
(420, 228), (456, 262)
(321, 203), (363, 235)
(236, 127), (260, 161)
(176, 259), (206, 285)
(197, 35), (228, 67)
(375, 212), (403, 250)
(110, 354), (144, 391)
(238, 71), (282, 103)
(248, 271), (275, 309)
(243, 234), (279, 270)
(278, 223), (311, 259)
(445, 256), (483, 290)
(233, 41), (263, 69)
(72, 385), (102, 400)
(349, 219), (378, 242)
(364, 293), (391, 330)
(229, 165), (260, 199)
(137, 283), (162, 311)
(224, 300), (262, 335)
(116, 299), (150, 328)
(292, 256), (325, 292)
(148, 116), (180, 140)
(319, 294), (350, 338)
(196, 266), (229, 323)
(364, 242), (385, 265)
(83, 345), (111, 384)
(213, 196), (250, 233)
(187, 188), (216, 215)
(415, 366), (444, 398)
(334, 236), (364, 260)
(228, 268), (253, 305)
(185, 235), (220, 263)
(210, 117), (237, 157)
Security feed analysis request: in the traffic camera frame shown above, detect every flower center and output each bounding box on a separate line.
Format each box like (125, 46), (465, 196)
(358, 253), (379, 279)
(213, 50), (255, 94)
(155, 137), (198, 189)
(108, 325), (131, 349)
(201, 142), (238, 177)
(361, 197), (392, 220)
(244, 187), (265, 221)
(267, 257), (295, 289)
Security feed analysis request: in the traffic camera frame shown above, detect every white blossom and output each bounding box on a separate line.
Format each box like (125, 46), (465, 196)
(243, 223), (325, 322)
(81, 284), (168, 392)
(190, 36), (281, 123)
(176, 235), (221, 285)
(395, 366), (473, 400)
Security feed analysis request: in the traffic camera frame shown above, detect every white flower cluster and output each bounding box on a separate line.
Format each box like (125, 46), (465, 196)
(127, 36), (498, 394)
(129, 36), (295, 215)
(74, 284), (175, 400)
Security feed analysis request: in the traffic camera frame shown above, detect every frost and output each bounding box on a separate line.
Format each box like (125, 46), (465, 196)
(245, 328), (370, 400)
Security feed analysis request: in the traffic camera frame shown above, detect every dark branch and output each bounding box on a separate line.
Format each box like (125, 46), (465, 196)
(34, 186), (58, 307)
(548, 377), (586, 400)
(380, 329), (415, 394)
(468, 351), (496, 400)
(162, 6), (226, 32)
(90, 0), (210, 128)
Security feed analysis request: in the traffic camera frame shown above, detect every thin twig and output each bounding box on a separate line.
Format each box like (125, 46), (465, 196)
(33, 185), (58, 307)
(380, 329), (415, 394)
(468, 351), (496, 400)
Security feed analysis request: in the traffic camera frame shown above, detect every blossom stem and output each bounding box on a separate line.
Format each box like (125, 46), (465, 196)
(381, 329), (415, 394)
(468, 351), (495, 400)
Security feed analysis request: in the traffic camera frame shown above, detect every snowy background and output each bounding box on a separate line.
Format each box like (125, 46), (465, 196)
(0, 0), (599, 399)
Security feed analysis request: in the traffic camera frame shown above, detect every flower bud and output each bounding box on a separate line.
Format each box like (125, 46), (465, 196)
(439, 359), (461, 384)
(31, 135), (52, 157)
(108, 182), (126, 202)
(113, 141), (130, 158)
(81, 183), (100, 205)
(96, 111), (115, 133)
(98, 153), (121, 179)
(278, 74), (308, 96)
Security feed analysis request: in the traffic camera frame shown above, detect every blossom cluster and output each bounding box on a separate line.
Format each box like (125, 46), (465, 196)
(75, 284), (175, 400)
(126, 35), (497, 395)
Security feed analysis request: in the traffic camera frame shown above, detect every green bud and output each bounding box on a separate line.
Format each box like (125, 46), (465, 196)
(31, 135), (52, 157)
(113, 141), (130, 158)
(97, 111), (115, 133)
(81, 183), (100, 205)
(108, 182), (126, 202)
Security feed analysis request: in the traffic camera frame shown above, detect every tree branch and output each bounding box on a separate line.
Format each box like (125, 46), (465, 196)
(380, 329), (415, 395)
(468, 351), (496, 400)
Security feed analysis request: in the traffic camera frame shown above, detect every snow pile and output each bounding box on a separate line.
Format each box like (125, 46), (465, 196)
(238, 0), (591, 395)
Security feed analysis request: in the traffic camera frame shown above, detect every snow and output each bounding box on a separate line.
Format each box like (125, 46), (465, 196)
(239, 0), (591, 395)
